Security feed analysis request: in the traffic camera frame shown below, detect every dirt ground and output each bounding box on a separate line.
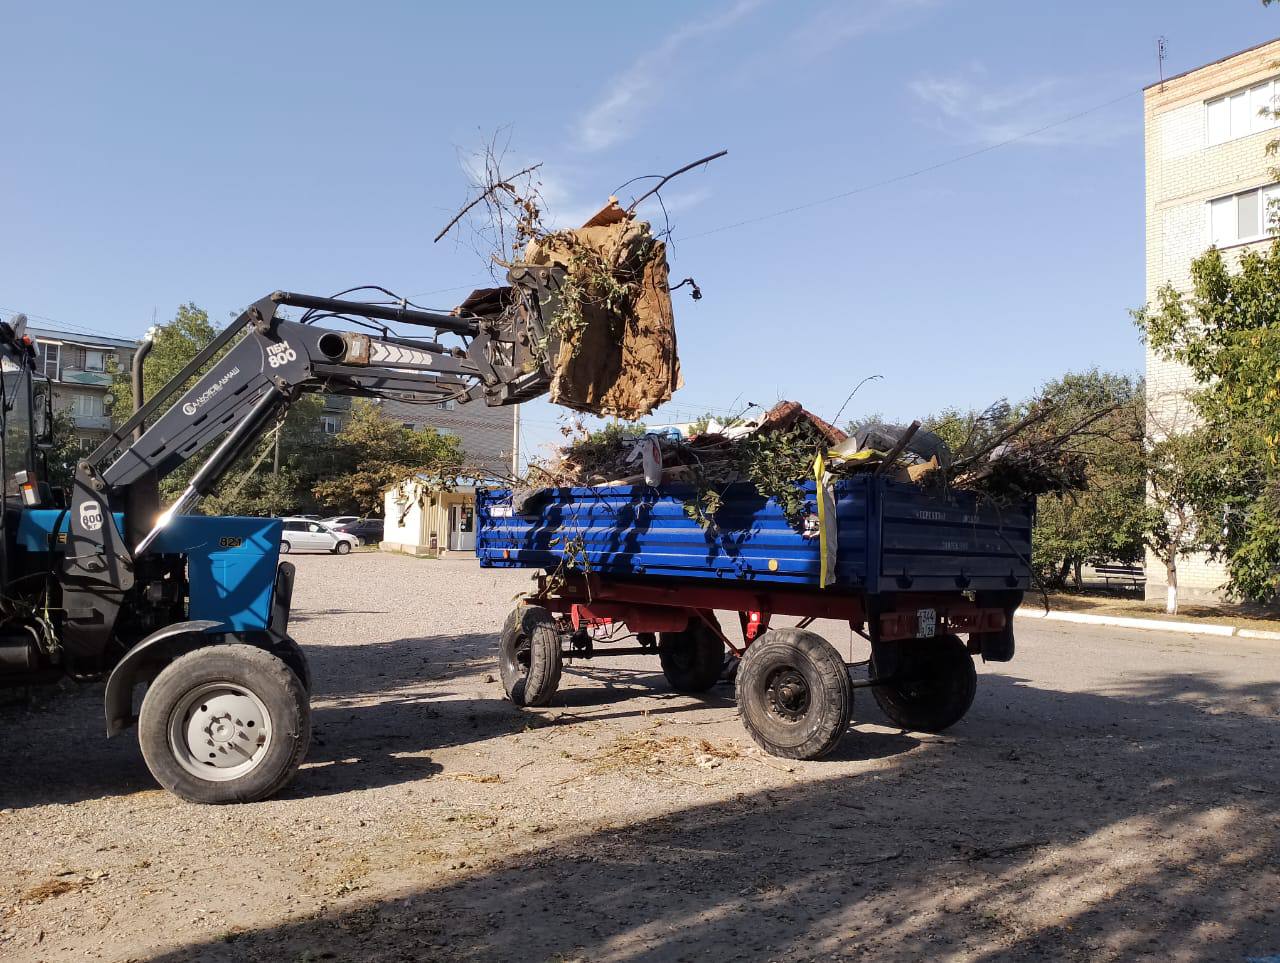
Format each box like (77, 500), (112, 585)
(1, 552), (1277, 962)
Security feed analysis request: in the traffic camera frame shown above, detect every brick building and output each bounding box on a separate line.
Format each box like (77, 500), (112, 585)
(1143, 37), (1280, 603)
(322, 395), (515, 479)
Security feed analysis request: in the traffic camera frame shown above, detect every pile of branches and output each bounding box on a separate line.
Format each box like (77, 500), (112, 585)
(527, 396), (1113, 531)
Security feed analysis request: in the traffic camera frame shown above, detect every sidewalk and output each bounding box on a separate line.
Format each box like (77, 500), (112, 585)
(1016, 605), (1280, 640)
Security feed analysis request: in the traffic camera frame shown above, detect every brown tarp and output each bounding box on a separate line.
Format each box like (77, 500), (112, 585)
(521, 206), (682, 420)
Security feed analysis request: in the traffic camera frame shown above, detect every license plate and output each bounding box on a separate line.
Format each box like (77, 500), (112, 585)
(917, 608), (937, 638)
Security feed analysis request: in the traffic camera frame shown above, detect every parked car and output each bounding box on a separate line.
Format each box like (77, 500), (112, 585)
(320, 515), (360, 528)
(332, 517), (384, 545)
(279, 517), (360, 555)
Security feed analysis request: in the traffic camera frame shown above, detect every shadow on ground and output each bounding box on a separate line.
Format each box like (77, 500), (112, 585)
(144, 666), (1279, 962)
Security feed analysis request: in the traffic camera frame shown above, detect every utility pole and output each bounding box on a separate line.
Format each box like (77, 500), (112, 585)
(511, 404), (520, 477)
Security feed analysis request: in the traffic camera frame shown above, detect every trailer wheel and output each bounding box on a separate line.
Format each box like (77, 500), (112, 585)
(871, 634), (976, 733)
(658, 622), (724, 693)
(498, 605), (562, 707)
(736, 628), (852, 760)
(138, 644), (310, 804)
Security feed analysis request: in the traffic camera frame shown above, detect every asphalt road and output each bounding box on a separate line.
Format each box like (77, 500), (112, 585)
(1, 553), (1276, 962)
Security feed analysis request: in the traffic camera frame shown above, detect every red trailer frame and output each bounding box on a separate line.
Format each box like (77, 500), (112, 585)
(530, 572), (1012, 656)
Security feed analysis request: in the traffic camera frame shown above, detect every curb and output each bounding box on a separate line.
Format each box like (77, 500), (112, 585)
(1015, 607), (1280, 639)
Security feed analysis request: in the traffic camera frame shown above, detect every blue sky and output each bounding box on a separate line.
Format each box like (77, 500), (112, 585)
(2, 1), (1277, 464)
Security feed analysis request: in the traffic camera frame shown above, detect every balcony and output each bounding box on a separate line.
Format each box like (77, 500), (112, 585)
(72, 413), (112, 431)
(322, 394), (352, 411)
(60, 367), (113, 387)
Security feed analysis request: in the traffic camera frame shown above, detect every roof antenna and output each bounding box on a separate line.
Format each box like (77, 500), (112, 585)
(1158, 36), (1167, 91)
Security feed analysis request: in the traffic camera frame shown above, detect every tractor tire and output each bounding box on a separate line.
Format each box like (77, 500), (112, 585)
(871, 634), (976, 733)
(498, 605), (562, 707)
(735, 627), (852, 760)
(138, 644), (310, 804)
(658, 622), (724, 693)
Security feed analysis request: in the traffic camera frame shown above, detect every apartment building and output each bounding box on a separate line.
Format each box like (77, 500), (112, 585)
(1143, 37), (1280, 604)
(27, 326), (136, 451)
(321, 395), (515, 478)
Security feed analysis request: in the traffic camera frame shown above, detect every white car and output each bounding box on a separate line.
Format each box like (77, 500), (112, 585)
(279, 517), (359, 555)
(320, 515), (360, 528)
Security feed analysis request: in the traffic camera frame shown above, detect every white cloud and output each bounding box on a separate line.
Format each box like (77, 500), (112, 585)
(786, 0), (941, 58)
(574, 0), (767, 152)
(909, 68), (1134, 147)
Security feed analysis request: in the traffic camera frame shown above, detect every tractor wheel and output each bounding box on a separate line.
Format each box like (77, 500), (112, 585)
(498, 605), (562, 707)
(871, 634), (976, 733)
(736, 628), (851, 760)
(658, 621), (724, 693)
(138, 644), (310, 804)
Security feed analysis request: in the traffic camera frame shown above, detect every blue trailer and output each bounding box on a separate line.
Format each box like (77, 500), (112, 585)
(478, 475), (1033, 759)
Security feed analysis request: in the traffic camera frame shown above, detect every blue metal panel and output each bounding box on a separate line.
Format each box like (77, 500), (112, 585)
(15, 510), (281, 631)
(478, 477), (1032, 595)
(149, 516), (281, 631)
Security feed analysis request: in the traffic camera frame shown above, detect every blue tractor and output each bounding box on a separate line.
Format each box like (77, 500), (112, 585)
(0, 278), (563, 802)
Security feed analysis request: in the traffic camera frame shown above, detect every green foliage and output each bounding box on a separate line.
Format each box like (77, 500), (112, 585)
(916, 375), (1148, 589)
(110, 303), (227, 500)
(42, 410), (81, 494)
(311, 400), (464, 515)
(734, 421), (826, 528)
(1134, 239), (1280, 602)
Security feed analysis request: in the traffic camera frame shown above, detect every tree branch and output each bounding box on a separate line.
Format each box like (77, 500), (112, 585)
(433, 162), (543, 244)
(625, 150), (728, 214)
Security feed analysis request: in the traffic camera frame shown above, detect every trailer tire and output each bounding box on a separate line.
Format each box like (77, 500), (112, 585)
(138, 644), (310, 804)
(871, 634), (976, 733)
(658, 622), (724, 693)
(736, 628), (852, 760)
(498, 605), (562, 707)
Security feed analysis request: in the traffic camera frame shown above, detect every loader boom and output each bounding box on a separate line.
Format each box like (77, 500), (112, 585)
(59, 275), (563, 664)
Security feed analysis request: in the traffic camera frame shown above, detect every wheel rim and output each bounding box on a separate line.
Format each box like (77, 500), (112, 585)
(167, 682), (273, 783)
(764, 667), (811, 723)
(504, 631), (531, 681)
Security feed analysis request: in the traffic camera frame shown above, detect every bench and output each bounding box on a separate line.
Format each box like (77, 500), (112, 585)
(1093, 564), (1146, 588)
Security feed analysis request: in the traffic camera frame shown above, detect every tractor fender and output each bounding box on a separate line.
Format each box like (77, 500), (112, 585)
(104, 620), (221, 737)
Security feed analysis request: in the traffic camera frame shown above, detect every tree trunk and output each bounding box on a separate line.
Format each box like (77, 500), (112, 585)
(1072, 559), (1083, 591)
(1165, 558), (1179, 615)
(1057, 558), (1072, 588)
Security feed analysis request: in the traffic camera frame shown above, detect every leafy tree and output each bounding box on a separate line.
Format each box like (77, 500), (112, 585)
(109, 303), (226, 500)
(919, 374), (1147, 591)
(311, 400), (464, 515)
(42, 410), (81, 494)
(1134, 239), (1280, 602)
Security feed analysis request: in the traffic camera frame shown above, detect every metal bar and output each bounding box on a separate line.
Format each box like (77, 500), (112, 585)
(131, 335), (155, 442)
(134, 388), (283, 554)
(561, 646), (655, 659)
(272, 291), (479, 337)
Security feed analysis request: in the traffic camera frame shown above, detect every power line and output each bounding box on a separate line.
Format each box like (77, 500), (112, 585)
(0, 304), (135, 341)
(677, 88), (1142, 242)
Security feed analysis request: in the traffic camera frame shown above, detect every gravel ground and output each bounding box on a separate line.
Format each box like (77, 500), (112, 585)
(1, 552), (1277, 962)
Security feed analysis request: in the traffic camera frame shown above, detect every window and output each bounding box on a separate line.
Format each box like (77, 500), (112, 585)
(401, 422), (415, 430)
(38, 342), (60, 380)
(84, 349), (105, 372)
(1207, 77), (1279, 145)
(320, 415), (341, 435)
(283, 521), (304, 532)
(1208, 184), (1280, 246)
(70, 393), (102, 418)
(77, 436), (96, 453)
(436, 400), (456, 411)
